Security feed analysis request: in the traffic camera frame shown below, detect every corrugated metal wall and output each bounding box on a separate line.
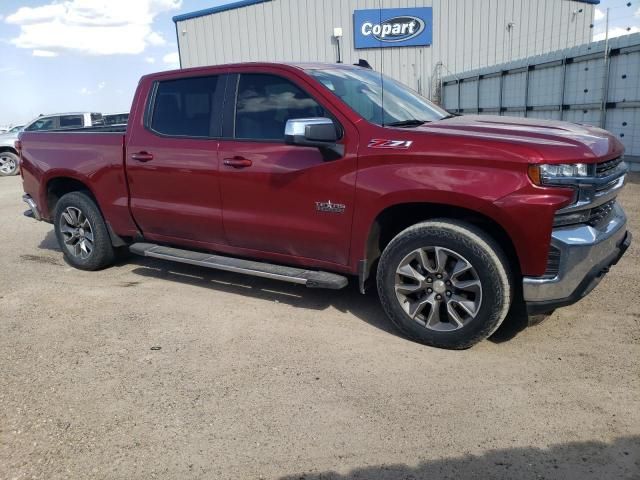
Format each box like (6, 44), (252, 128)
(176, 0), (594, 95)
(442, 33), (640, 159)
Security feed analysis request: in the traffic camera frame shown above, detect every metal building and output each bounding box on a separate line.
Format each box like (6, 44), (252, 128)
(174, 0), (598, 97)
(441, 32), (640, 163)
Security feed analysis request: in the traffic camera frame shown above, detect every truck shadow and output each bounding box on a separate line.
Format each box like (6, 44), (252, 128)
(38, 229), (61, 252)
(126, 253), (530, 346)
(37, 228), (531, 345)
(277, 435), (639, 480)
(128, 255), (398, 336)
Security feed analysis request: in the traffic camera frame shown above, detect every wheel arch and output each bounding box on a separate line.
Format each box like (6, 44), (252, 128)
(0, 146), (18, 156)
(44, 175), (128, 248)
(359, 202), (521, 292)
(45, 176), (97, 218)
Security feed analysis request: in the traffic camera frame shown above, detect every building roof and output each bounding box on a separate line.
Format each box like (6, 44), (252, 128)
(173, 0), (598, 23)
(172, 0), (272, 23)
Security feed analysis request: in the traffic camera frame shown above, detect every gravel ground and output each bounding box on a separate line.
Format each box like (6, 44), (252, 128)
(1, 174), (639, 480)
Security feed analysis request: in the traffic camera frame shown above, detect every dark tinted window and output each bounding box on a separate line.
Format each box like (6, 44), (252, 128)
(104, 113), (128, 125)
(59, 115), (83, 128)
(91, 113), (104, 126)
(25, 117), (56, 131)
(151, 76), (221, 137)
(235, 74), (325, 141)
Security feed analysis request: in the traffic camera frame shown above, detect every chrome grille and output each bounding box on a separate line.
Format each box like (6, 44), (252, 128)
(543, 246), (561, 278)
(588, 200), (616, 227)
(596, 157), (622, 177)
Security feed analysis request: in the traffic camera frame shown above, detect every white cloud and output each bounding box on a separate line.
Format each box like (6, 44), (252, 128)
(145, 56), (156, 64)
(593, 26), (640, 42)
(635, 7), (640, 18)
(163, 52), (180, 68)
(6, 0), (181, 56)
(594, 8), (605, 22)
(79, 82), (107, 96)
(32, 49), (58, 57)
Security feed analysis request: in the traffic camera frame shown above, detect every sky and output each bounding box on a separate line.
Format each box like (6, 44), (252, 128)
(0, 0), (639, 126)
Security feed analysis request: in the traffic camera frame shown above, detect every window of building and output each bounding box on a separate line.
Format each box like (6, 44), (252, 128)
(235, 74), (326, 141)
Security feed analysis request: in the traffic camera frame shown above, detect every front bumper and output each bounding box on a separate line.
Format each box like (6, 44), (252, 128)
(523, 203), (631, 315)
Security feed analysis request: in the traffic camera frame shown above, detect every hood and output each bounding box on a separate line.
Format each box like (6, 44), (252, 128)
(414, 115), (624, 164)
(0, 134), (18, 147)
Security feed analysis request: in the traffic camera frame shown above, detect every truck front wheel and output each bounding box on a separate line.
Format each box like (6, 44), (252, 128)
(0, 151), (19, 176)
(377, 219), (513, 349)
(53, 192), (115, 271)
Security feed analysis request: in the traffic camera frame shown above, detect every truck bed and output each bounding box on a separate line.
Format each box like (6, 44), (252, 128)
(19, 130), (137, 237)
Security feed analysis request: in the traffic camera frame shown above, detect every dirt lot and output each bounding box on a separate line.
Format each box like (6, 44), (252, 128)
(0, 174), (639, 480)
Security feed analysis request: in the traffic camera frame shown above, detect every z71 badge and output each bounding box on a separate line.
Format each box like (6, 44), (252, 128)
(368, 139), (413, 149)
(316, 201), (346, 214)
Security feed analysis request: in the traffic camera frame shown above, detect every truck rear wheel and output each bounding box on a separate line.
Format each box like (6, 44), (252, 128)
(53, 192), (115, 271)
(377, 219), (512, 349)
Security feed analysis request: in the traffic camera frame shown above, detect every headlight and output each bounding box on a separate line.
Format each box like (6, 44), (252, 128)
(528, 163), (590, 185)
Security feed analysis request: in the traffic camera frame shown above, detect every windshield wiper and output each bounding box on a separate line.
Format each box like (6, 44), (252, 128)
(385, 119), (428, 128)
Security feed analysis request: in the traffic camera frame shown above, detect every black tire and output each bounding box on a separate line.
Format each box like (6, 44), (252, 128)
(53, 191), (115, 270)
(0, 151), (19, 176)
(377, 219), (513, 349)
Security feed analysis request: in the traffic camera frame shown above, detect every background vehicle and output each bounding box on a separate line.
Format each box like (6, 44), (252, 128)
(23, 112), (103, 132)
(103, 112), (129, 126)
(17, 63), (631, 349)
(0, 113), (102, 176)
(0, 128), (23, 177)
(6, 125), (25, 134)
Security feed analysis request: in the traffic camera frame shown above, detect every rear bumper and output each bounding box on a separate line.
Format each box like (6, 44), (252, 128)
(523, 204), (631, 315)
(22, 194), (41, 221)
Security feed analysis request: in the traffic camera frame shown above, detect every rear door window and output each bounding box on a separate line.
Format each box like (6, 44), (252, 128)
(59, 115), (84, 128)
(234, 74), (326, 141)
(150, 75), (223, 138)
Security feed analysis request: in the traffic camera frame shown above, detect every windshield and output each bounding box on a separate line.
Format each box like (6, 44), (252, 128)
(8, 125), (24, 134)
(308, 67), (447, 126)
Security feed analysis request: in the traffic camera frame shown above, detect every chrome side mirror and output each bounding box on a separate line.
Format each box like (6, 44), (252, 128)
(284, 118), (338, 147)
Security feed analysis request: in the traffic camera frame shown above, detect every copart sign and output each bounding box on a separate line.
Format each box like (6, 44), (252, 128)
(353, 7), (433, 49)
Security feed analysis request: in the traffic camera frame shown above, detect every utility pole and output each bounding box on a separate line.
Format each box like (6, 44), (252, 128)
(600, 8), (610, 128)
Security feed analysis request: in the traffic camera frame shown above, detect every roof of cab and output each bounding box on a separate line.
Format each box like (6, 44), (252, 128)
(173, 0), (272, 23)
(143, 62), (365, 81)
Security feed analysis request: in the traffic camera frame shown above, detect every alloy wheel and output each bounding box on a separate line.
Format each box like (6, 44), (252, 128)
(59, 207), (95, 259)
(0, 154), (17, 175)
(394, 246), (483, 332)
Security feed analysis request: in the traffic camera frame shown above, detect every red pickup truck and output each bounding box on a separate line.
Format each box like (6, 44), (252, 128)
(19, 62), (631, 349)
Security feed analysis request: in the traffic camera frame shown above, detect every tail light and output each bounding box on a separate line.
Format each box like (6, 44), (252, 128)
(14, 140), (22, 152)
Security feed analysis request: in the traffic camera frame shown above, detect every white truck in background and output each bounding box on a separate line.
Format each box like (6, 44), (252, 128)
(0, 112), (103, 176)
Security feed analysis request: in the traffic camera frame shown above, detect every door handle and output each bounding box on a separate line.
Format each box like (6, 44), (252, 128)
(131, 152), (154, 162)
(223, 157), (253, 168)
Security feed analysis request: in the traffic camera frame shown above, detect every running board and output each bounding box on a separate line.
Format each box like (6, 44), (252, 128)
(129, 243), (348, 289)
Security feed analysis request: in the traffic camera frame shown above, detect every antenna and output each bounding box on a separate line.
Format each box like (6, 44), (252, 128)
(379, 0), (385, 126)
(354, 59), (373, 69)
